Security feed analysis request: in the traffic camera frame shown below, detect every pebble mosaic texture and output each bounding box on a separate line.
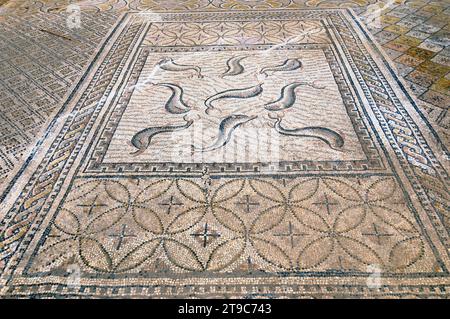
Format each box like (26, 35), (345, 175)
(354, 0), (450, 134)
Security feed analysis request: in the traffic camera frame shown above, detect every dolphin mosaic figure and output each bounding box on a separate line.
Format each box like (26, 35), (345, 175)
(196, 114), (257, 152)
(269, 114), (344, 150)
(130, 117), (194, 156)
(259, 58), (302, 77)
(264, 81), (326, 111)
(221, 55), (247, 77)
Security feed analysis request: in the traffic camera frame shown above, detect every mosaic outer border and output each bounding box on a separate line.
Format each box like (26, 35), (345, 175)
(0, 9), (449, 298)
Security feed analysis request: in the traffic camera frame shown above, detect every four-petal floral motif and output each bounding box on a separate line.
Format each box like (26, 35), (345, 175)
(29, 176), (437, 275)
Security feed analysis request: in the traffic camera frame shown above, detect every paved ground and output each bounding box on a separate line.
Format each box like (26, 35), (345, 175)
(354, 0), (449, 131)
(0, 0), (448, 184)
(0, 8), (448, 298)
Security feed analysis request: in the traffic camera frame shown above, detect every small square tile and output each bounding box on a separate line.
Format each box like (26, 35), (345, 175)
(396, 54), (425, 67)
(421, 4), (444, 14)
(384, 47), (404, 60)
(428, 32), (450, 47)
(406, 70), (439, 87)
(431, 77), (450, 96)
(407, 1), (427, 9)
(381, 15), (401, 24)
(399, 5), (418, 13)
(440, 47), (450, 57)
(395, 63), (414, 78)
(385, 39), (410, 52)
(384, 24), (411, 35)
(413, 23), (442, 34)
(352, 7), (366, 15)
(408, 81), (429, 96)
(396, 35), (423, 47)
(395, 62), (414, 77)
(385, 8), (410, 19)
(427, 14), (450, 25)
(418, 40), (443, 53)
(431, 54), (450, 67)
(362, 18), (390, 31)
(375, 30), (399, 44)
(414, 10), (436, 19)
(396, 18), (421, 29)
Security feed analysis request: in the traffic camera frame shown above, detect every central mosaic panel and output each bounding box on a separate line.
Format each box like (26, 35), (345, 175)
(105, 47), (363, 163)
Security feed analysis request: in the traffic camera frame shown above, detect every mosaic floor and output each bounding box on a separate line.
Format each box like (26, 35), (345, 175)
(0, 1), (449, 298)
(0, 1), (449, 186)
